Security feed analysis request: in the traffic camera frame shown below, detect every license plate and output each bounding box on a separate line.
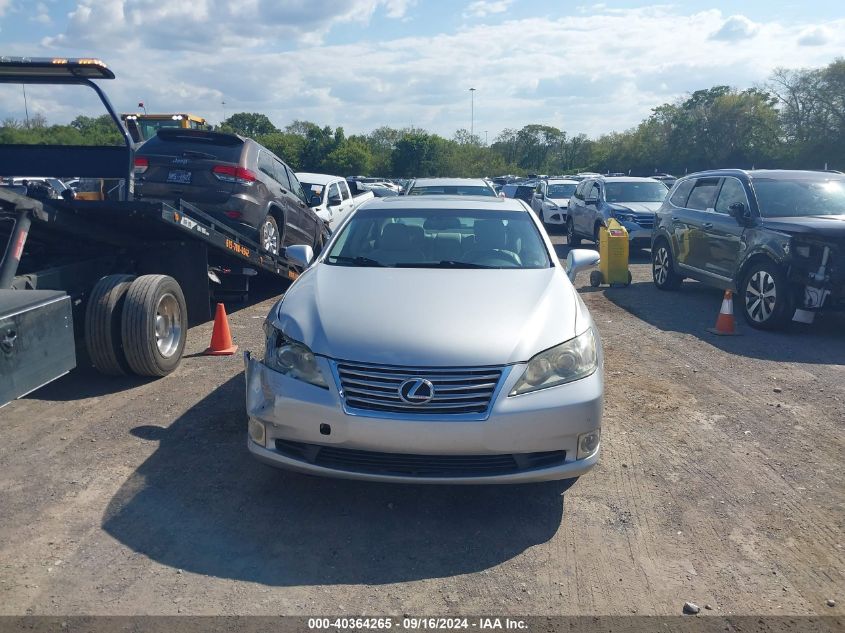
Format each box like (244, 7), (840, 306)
(166, 170), (192, 184)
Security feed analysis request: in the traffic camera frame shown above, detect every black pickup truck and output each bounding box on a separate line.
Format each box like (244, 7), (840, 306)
(0, 57), (301, 405)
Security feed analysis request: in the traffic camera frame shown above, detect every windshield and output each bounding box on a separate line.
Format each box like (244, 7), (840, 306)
(547, 184), (577, 199)
(325, 208), (551, 269)
(753, 177), (845, 218)
(604, 182), (668, 203)
(408, 185), (496, 197)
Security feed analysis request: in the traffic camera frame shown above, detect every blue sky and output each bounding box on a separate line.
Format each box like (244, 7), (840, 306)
(1, 1), (844, 140)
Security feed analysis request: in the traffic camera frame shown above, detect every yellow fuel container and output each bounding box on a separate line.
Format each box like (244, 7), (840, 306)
(590, 218), (631, 287)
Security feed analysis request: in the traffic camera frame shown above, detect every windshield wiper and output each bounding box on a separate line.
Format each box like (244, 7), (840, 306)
(395, 260), (495, 269)
(327, 256), (384, 267)
(181, 150), (217, 160)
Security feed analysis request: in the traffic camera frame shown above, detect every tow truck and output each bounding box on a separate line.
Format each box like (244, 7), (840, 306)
(0, 57), (300, 406)
(121, 112), (210, 142)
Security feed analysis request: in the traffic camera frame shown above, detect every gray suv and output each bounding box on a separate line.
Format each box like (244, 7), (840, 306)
(566, 177), (669, 248)
(135, 129), (324, 255)
(652, 169), (845, 329)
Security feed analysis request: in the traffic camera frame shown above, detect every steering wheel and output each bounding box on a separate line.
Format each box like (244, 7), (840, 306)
(466, 249), (522, 267)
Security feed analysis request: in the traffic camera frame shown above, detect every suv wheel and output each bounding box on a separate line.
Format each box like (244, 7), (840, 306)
(566, 218), (581, 246)
(260, 215), (280, 255)
(740, 261), (793, 330)
(652, 239), (682, 290)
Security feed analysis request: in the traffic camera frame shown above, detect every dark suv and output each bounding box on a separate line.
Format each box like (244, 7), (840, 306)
(135, 129), (323, 255)
(652, 169), (845, 329)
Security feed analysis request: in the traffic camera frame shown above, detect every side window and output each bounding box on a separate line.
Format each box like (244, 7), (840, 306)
(340, 180), (351, 200)
(686, 178), (722, 211)
(327, 183), (341, 203)
(269, 159), (289, 189)
(257, 151), (276, 181)
(715, 177), (749, 215)
(669, 179), (695, 207)
(574, 182), (586, 200)
(586, 182), (599, 201)
(286, 166), (307, 203)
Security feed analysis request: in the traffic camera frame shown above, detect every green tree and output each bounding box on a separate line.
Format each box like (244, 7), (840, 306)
(220, 112), (278, 137)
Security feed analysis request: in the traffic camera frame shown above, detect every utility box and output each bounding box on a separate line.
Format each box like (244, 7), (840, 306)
(590, 219), (631, 287)
(0, 290), (76, 406)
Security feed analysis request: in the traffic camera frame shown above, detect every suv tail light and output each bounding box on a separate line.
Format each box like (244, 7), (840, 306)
(134, 157), (149, 175)
(212, 165), (257, 185)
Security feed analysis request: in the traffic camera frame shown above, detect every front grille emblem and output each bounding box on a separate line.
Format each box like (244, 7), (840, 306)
(398, 378), (435, 405)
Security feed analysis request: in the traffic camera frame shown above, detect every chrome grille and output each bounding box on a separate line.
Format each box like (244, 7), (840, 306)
(633, 213), (654, 229)
(335, 361), (503, 416)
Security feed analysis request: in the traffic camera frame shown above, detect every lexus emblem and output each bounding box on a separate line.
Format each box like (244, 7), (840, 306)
(398, 378), (435, 405)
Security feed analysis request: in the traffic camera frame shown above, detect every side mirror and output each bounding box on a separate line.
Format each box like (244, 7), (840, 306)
(565, 249), (600, 283)
(729, 201), (752, 223)
(328, 195), (342, 207)
(309, 193), (321, 207)
(285, 244), (314, 268)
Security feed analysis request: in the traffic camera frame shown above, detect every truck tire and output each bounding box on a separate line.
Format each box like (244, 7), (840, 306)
(121, 275), (188, 377)
(85, 274), (136, 375)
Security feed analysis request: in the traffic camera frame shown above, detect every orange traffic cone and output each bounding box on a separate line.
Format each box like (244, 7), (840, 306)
(204, 303), (238, 355)
(707, 290), (740, 336)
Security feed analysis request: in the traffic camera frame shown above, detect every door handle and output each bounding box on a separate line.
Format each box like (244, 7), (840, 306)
(702, 222), (714, 229)
(672, 216), (680, 221)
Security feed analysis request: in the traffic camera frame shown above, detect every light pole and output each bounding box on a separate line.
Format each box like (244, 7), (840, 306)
(484, 130), (488, 145)
(469, 88), (475, 139)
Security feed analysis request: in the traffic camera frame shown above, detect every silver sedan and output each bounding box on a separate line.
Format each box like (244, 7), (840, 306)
(245, 196), (603, 483)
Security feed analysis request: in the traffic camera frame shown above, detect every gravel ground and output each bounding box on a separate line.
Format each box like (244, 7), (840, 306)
(0, 233), (843, 618)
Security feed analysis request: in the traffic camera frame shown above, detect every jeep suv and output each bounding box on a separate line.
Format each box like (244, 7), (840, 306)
(652, 169), (845, 329)
(567, 177), (668, 248)
(135, 129), (324, 255)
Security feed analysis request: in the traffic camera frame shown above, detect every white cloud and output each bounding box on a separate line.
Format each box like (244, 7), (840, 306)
(42, 0), (414, 50)
(709, 15), (760, 41)
(10, 6), (845, 140)
(798, 25), (832, 46)
(463, 0), (513, 18)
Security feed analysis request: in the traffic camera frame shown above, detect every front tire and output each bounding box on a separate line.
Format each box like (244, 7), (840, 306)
(121, 275), (188, 377)
(740, 261), (793, 330)
(652, 239), (682, 290)
(566, 218), (581, 246)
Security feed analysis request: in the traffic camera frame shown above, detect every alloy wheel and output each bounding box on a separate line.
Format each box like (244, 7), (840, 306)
(745, 270), (777, 323)
(262, 219), (279, 254)
(653, 247), (669, 286)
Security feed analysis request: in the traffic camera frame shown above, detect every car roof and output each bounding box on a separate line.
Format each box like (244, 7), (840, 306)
(295, 172), (341, 185)
(596, 176), (661, 183)
(410, 178), (492, 187)
(359, 195), (527, 212)
(546, 179), (578, 185)
(681, 168), (845, 180)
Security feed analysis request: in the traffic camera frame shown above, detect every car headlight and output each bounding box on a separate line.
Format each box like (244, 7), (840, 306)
(263, 322), (328, 389)
(510, 328), (598, 396)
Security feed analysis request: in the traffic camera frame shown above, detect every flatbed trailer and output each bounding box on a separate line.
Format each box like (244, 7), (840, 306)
(0, 57), (298, 405)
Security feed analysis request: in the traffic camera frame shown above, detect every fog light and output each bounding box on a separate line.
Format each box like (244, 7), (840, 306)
(577, 429), (601, 459)
(248, 419), (266, 446)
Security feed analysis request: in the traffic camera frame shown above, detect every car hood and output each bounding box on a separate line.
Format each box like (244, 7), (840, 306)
(610, 202), (662, 213)
(760, 215), (845, 240)
(272, 265), (581, 367)
(549, 197), (570, 207)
